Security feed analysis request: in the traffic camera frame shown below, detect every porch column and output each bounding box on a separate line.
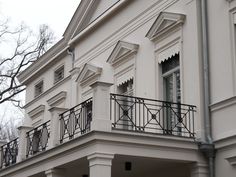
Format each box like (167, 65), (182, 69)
(45, 168), (65, 177)
(17, 125), (32, 162)
(48, 107), (67, 148)
(88, 153), (114, 177)
(90, 81), (113, 132)
(70, 67), (80, 107)
(191, 163), (209, 177)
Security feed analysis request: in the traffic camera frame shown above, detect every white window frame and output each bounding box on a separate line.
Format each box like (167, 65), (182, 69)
(34, 80), (44, 98)
(54, 65), (65, 84)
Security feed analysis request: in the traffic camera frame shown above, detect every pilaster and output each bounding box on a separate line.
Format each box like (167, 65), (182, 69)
(90, 81), (113, 132)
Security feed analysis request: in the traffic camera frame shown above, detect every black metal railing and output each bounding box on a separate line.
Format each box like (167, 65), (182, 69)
(59, 98), (92, 143)
(0, 138), (19, 168)
(26, 121), (50, 157)
(110, 93), (196, 138)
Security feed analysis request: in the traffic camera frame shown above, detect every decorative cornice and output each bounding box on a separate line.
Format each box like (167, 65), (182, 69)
(75, 0), (177, 66)
(24, 76), (71, 109)
(226, 156), (236, 166)
(76, 63), (102, 86)
(28, 105), (45, 118)
(146, 12), (186, 41)
(47, 91), (67, 107)
(17, 40), (68, 85)
(106, 41), (139, 66)
(69, 0), (129, 46)
(210, 95), (236, 112)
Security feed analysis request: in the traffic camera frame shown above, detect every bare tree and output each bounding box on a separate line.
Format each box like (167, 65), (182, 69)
(0, 19), (54, 107)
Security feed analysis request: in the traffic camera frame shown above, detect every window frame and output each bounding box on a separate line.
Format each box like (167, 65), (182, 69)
(54, 65), (65, 84)
(34, 80), (44, 98)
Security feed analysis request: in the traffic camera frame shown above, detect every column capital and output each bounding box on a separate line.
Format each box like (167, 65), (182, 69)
(45, 168), (65, 177)
(90, 81), (113, 88)
(88, 152), (114, 177)
(70, 67), (80, 77)
(48, 107), (67, 113)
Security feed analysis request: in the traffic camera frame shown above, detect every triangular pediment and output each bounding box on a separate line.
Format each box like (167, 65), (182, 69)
(70, 0), (121, 39)
(107, 41), (139, 65)
(146, 12), (186, 41)
(76, 63), (102, 85)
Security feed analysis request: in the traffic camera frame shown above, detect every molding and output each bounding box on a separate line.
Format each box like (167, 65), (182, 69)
(69, 0), (129, 45)
(210, 95), (236, 112)
(146, 12), (186, 42)
(214, 134), (236, 149)
(76, 63), (102, 86)
(225, 156), (236, 166)
(17, 40), (68, 85)
(27, 105), (45, 118)
(24, 76), (71, 109)
(0, 131), (198, 177)
(75, 0), (176, 67)
(47, 91), (67, 107)
(69, 67), (80, 76)
(106, 40), (139, 66)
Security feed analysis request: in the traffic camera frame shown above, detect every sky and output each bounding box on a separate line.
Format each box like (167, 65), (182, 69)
(0, 0), (80, 39)
(0, 0), (80, 124)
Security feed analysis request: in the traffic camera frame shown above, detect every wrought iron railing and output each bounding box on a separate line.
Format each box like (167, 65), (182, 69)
(59, 98), (92, 143)
(26, 121), (50, 157)
(0, 138), (19, 168)
(110, 93), (196, 138)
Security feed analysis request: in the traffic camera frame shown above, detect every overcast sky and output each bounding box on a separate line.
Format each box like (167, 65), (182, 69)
(0, 0), (80, 39)
(0, 0), (80, 123)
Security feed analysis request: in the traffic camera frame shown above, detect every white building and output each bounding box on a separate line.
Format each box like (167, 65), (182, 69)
(0, 0), (236, 177)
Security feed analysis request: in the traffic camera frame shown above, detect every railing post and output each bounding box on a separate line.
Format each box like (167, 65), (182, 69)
(90, 81), (113, 132)
(48, 107), (67, 148)
(17, 126), (32, 162)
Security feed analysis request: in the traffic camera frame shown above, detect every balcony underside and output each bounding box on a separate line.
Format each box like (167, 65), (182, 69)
(31, 155), (192, 177)
(0, 131), (203, 177)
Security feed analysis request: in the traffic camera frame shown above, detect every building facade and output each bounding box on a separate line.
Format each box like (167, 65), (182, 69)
(0, 0), (236, 176)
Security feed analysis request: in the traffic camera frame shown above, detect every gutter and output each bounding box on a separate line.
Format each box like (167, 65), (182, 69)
(198, 0), (216, 177)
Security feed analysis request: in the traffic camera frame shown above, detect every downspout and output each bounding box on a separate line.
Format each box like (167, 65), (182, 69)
(67, 48), (75, 68)
(67, 48), (76, 107)
(199, 0), (216, 177)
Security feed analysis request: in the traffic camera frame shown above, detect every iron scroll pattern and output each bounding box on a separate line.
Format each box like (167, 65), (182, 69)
(59, 98), (92, 143)
(26, 121), (50, 158)
(0, 138), (19, 168)
(110, 94), (196, 138)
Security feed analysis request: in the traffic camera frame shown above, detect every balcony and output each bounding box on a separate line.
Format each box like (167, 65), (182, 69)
(0, 82), (196, 170)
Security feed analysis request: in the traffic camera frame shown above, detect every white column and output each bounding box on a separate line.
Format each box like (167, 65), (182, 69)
(88, 153), (114, 177)
(17, 125), (32, 162)
(70, 67), (80, 107)
(48, 107), (67, 148)
(45, 168), (65, 177)
(191, 163), (209, 177)
(90, 81), (113, 132)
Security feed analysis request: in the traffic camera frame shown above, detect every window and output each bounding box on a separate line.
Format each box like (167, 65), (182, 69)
(117, 79), (133, 96)
(162, 54), (181, 134)
(35, 81), (43, 97)
(54, 65), (64, 84)
(117, 79), (134, 130)
(162, 54), (180, 103)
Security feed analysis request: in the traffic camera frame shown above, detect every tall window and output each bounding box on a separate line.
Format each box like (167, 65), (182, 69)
(54, 65), (64, 84)
(117, 79), (134, 130)
(35, 81), (44, 97)
(162, 54), (181, 134)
